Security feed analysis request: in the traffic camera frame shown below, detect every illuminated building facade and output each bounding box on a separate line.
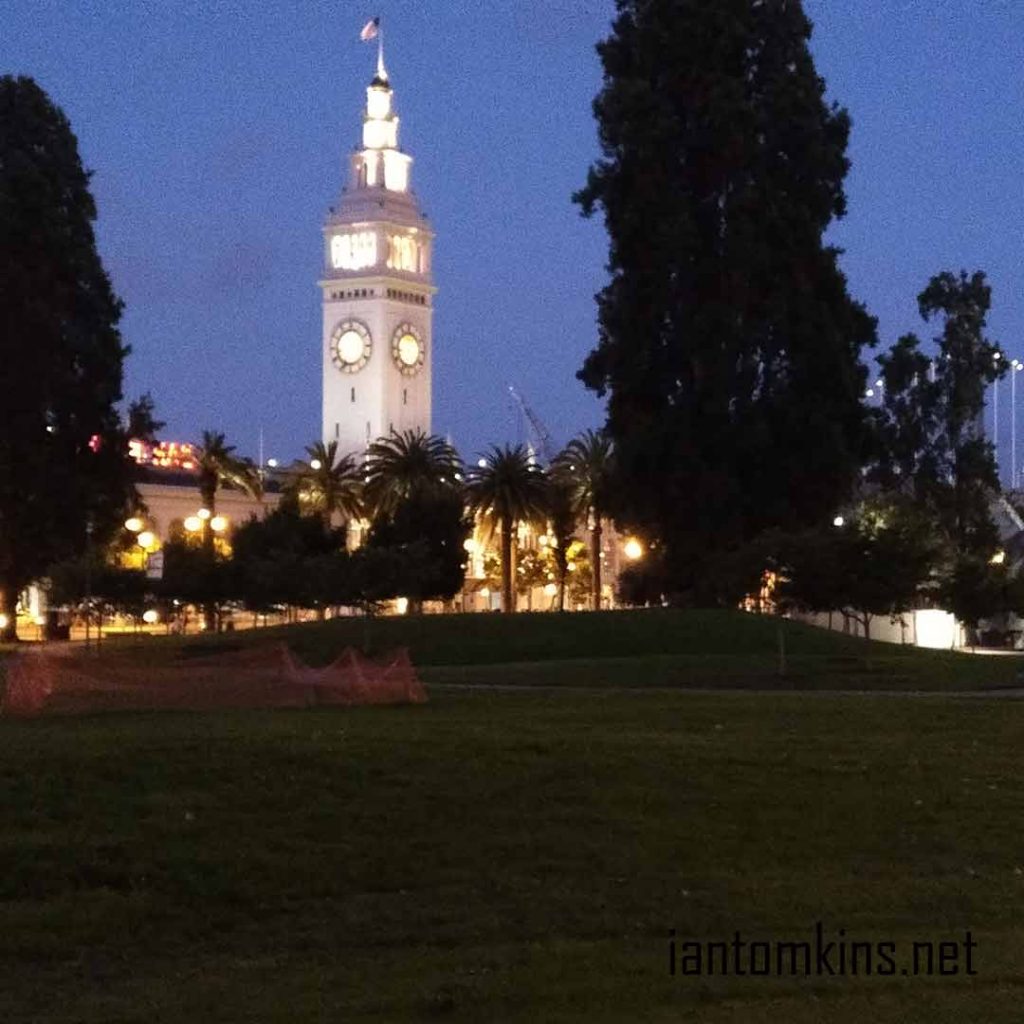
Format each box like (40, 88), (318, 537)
(320, 49), (435, 456)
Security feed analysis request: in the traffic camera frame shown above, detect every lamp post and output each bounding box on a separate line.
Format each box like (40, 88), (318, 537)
(1013, 361), (1020, 489)
(993, 353), (1002, 480)
(84, 519), (93, 650)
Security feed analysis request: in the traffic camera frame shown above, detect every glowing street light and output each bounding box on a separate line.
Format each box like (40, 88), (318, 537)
(210, 515), (228, 533)
(197, 508), (211, 520)
(124, 516), (144, 533)
(310, 459), (322, 470)
(833, 515), (845, 528)
(623, 537), (644, 561)
(184, 515), (202, 533)
(136, 530), (156, 551)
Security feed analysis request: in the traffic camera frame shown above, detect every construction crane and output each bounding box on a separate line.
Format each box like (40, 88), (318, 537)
(507, 384), (556, 465)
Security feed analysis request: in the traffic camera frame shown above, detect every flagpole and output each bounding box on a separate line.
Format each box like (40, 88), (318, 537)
(377, 19), (386, 79)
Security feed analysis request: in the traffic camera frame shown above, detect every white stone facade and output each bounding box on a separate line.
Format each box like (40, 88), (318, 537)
(320, 60), (435, 458)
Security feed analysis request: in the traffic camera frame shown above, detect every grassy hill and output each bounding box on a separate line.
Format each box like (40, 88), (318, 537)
(98, 608), (1024, 692)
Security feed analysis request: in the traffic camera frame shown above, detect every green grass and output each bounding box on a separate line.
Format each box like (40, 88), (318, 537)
(1, 688), (1022, 1022)
(93, 608), (1024, 692)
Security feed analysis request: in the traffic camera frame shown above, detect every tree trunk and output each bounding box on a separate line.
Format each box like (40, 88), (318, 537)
(202, 493), (217, 632)
(590, 514), (603, 611)
(501, 519), (514, 613)
(0, 583), (19, 641)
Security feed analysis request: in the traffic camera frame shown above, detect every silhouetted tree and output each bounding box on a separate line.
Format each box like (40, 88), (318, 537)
(0, 76), (134, 637)
(576, 1), (874, 603)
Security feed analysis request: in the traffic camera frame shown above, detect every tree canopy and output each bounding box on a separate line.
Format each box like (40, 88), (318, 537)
(0, 76), (134, 638)
(869, 270), (1004, 561)
(466, 445), (548, 613)
(576, 0), (875, 603)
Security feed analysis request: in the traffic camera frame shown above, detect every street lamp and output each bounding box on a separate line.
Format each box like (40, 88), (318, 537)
(1012, 360), (1023, 489)
(993, 353), (1002, 473)
(623, 537), (644, 561)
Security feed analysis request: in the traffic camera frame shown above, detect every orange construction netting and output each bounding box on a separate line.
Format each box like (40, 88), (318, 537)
(0, 644), (427, 717)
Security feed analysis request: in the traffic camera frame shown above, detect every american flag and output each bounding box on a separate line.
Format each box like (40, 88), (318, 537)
(360, 17), (379, 42)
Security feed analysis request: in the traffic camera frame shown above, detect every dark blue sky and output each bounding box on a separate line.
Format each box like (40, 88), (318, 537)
(3, 3), (1022, 475)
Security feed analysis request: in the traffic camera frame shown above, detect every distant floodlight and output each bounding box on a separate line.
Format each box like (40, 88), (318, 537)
(833, 515), (845, 527)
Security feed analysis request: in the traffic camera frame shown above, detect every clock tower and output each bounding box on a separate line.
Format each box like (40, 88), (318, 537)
(320, 48), (435, 457)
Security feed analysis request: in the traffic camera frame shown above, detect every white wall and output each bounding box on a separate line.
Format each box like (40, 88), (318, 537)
(791, 608), (964, 649)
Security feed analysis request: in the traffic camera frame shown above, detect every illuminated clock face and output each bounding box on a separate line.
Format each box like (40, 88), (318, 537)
(391, 323), (425, 375)
(331, 321), (371, 373)
(330, 231), (377, 271)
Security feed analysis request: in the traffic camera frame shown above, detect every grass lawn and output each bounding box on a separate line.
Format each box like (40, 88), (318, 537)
(89, 608), (1024, 691)
(1, 685), (1022, 1022)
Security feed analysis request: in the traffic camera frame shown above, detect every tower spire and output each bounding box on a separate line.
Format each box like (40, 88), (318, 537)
(376, 25), (387, 82)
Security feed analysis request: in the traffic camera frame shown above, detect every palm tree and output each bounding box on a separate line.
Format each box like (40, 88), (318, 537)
(545, 475), (577, 613)
(363, 429), (462, 520)
(289, 440), (363, 535)
(193, 430), (261, 629)
(553, 429), (614, 611)
(194, 431), (262, 535)
(465, 444), (549, 613)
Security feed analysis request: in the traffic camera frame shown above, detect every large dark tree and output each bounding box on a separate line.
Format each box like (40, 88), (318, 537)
(0, 76), (133, 638)
(576, 1), (875, 603)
